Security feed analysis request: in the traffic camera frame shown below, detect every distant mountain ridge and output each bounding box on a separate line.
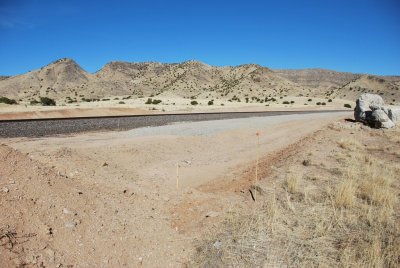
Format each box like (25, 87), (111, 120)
(0, 58), (399, 104)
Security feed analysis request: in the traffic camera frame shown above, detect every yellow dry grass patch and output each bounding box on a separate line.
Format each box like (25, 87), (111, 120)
(337, 138), (362, 150)
(193, 126), (400, 267)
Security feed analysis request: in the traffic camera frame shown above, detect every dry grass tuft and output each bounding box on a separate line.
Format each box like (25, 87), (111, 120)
(284, 174), (299, 194)
(335, 179), (356, 208)
(192, 126), (400, 267)
(338, 138), (362, 150)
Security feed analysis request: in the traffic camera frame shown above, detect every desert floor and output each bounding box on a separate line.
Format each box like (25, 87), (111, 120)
(0, 111), (353, 267)
(0, 96), (353, 120)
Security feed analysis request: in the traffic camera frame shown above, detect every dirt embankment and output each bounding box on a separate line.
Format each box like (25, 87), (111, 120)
(1, 112), (351, 267)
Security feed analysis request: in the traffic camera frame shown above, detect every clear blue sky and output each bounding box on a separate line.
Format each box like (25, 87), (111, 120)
(1, 0), (399, 76)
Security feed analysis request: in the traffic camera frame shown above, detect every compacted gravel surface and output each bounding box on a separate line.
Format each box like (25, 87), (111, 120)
(0, 110), (346, 138)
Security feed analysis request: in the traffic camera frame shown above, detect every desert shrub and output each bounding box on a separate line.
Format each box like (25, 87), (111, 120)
(290, 100), (295, 104)
(118, 101), (125, 104)
(322, 102), (326, 105)
(282, 101), (290, 104)
(152, 99), (162, 104)
(328, 99), (332, 102)
(208, 100), (214, 105)
(30, 100), (40, 105)
(316, 102), (321, 105)
(145, 98), (153, 104)
(308, 99), (312, 102)
(191, 101), (198, 105)
(40, 97), (56, 106)
(344, 104), (352, 108)
(0, 97), (17, 105)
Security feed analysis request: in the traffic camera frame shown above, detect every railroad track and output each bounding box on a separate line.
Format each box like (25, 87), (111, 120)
(0, 110), (348, 138)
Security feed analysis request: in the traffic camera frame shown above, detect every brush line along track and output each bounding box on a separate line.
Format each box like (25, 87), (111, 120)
(0, 110), (346, 138)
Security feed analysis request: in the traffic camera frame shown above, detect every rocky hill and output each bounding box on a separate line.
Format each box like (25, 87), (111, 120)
(0, 58), (399, 104)
(273, 68), (359, 90)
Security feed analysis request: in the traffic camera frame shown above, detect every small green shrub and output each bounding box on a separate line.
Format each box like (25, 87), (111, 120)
(344, 103), (352, 108)
(0, 97), (17, 105)
(191, 101), (198, 105)
(208, 100), (214, 105)
(40, 97), (56, 106)
(118, 101), (125, 104)
(152, 99), (162, 105)
(316, 102), (321, 105)
(283, 101), (290, 104)
(145, 98), (153, 104)
(328, 99), (332, 102)
(308, 99), (312, 102)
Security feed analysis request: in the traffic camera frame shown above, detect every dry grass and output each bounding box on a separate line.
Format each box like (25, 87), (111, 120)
(192, 125), (400, 267)
(337, 138), (362, 150)
(335, 179), (356, 208)
(284, 174), (299, 194)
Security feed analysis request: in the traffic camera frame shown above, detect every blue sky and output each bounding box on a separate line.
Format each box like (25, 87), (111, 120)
(0, 0), (399, 76)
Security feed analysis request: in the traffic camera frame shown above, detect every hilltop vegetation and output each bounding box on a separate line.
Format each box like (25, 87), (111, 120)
(0, 58), (399, 106)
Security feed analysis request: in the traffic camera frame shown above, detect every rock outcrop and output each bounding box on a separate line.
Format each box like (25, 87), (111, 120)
(354, 93), (400, 128)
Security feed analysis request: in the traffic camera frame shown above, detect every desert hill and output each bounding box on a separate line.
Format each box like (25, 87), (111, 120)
(332, 75), (400, 104)
(273, 68), (359, 90)
(0, 58), (399, 105)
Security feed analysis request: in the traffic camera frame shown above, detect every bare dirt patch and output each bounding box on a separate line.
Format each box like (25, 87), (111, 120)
(1, 112), (349, 266)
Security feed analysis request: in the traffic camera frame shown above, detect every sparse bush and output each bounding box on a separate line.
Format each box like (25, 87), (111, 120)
(0, 97), (17, 105)
(40, 97), (56, 106)
(191, 101), (198, 105)
(308, 99), (312, 102)
(344, 103), (352, 108)
(328, 99), (332, 102)
(118, 101), (125, 104)
(282, 101), (290, 104)
(145, 98), (153, 104)
(152, 99), (162, 105)
(290, 100), (295, 104)
(322, 102), (326, 105)
(316, 102), (321, 105)
(208, 100), (214, 105)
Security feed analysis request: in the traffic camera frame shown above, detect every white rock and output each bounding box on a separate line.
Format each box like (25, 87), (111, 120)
(354, 94), (385, 122)
(371, 110), (395, 128)
(205, 211), (220, 218)
(65, 220), (77, 229)
(388, 106), (400, 123)
(63, 208), (73, 214)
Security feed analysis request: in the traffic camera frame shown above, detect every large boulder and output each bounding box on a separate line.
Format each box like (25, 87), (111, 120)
(354, 93), (385, 122)
(354, 93), (399, 129)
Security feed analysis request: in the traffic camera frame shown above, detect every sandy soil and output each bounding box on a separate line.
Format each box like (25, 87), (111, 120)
(0, 112), (349, 267)
(0, 96), (352, 120)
